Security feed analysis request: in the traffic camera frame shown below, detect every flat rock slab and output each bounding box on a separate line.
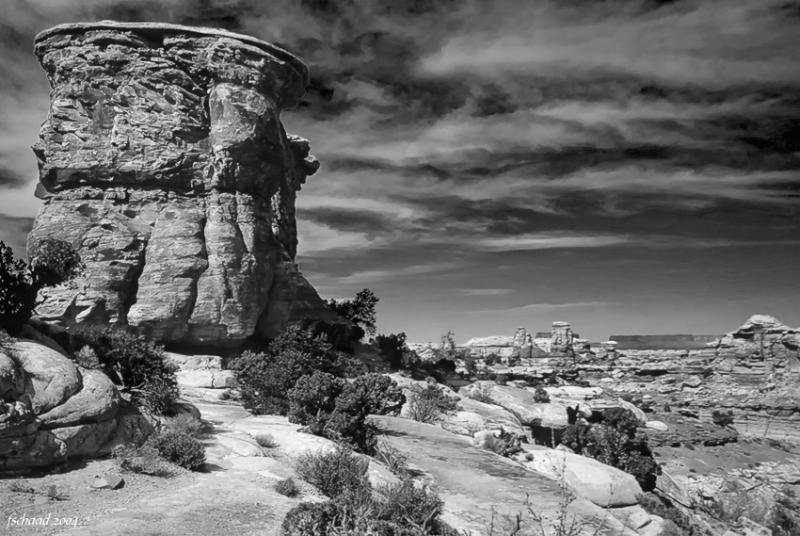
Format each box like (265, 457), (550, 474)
(369, 416), (624, 535)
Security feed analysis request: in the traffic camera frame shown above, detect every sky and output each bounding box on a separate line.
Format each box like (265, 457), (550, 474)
(0, 0), (798, 342)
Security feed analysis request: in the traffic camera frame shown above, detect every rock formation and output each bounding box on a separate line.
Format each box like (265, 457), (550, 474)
(549, 321), (574, 355)
(580, 314), (800, 442)
(460, 328), (548, 361)
(0, 337), (151, 470)
(28, 22), (338, 350)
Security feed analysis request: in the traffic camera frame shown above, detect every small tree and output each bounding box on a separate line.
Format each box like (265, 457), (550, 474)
(71, 326), (179, 415)
(375, 332), (416, 370)
(28, 238), (83, 290)
(0, 242), (35, 334)
(327, 289), (379, 340)
(560, 408), (661, 491)
(287, 372), (404, 453)
(712, 409), (734, 427)
(0, 240), (83, 334)
(230, 325), (355, 415)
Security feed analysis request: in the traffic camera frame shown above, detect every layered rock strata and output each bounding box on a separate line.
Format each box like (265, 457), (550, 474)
(29, 22), (337, 350)
(580, 315), (800, 441)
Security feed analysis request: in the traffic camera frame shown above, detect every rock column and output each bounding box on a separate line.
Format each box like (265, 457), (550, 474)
(29, 22), (331, 350)
(550, 321), (574, 355)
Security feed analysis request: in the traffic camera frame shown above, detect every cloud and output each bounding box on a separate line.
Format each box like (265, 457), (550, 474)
(458, 288), (514, 296)
(419, 0), (800, 87)
(468, 301), (609, 314)
(0, 213), (33, 256)
(472, 232), (633, 251)
(308, 261), (459, 291)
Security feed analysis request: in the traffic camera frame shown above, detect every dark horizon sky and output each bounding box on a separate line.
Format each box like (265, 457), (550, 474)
(1, 0), (798, 342)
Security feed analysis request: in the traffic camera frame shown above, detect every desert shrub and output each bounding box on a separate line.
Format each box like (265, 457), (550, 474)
(295, 446), (370, 499)
(560, 409), (660, 491)
(0, 243), (35, 334)
(73, 345), (101, 369)
(603, 407), (640, 436)
(375, 332), (418, 370)
(374, 438), (410, 478)
(148, 430), (206, 471)
(638, 492), (699, 535)
(327, 288), (379, 340)
(230, 325), (357, 415)
(0, 240), (82, 334)
(288, 371), (345, 435)
(164, 414), (205, 438)
(255, 433), (277, 448)
(341, 373), (406, 417)
(112, 444), (174, 477)
(275, 478), (300, 498)
(70, 326), (179, 414)
(291, 447), (454, 536)
(482, 428), (524, 458)
(407, 381), (459, 424)
(466, 387), (495, 405)
(373, 480), (449, 534)
(288, 372), (404, 453)
(27, 238), (84, 289)
(711, 409), (734, 427)
(772, 487), (800, 536)
(533, 387), (550, 403)
(281, 502), (338, 536)
(141, 376), (181, 415)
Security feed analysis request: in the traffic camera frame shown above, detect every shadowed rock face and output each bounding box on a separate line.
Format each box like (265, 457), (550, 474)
(28, 22), (336, 350)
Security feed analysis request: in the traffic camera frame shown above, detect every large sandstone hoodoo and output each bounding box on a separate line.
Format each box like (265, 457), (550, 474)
(29, 22), (338, 349)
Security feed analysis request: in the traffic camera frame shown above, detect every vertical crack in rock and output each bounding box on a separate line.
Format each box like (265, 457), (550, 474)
(29, 22), (337, 351)
(118, 236), (149, 327)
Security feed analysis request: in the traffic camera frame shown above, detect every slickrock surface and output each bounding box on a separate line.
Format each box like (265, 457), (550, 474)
(369, 415), (660, 535)
(28, 22), (338, 350)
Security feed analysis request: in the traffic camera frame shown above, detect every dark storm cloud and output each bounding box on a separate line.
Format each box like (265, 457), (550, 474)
(298, 206), (395, 234)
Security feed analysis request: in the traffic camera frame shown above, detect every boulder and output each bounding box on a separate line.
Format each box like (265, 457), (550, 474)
(441, 397), (526, 437)
(645, 420), (669, 432)
(38, 368), (119, 428)
(0, 339), (153, 470)
(460, 382), (571, 428)
(8, 340), (81, 414)
(165, 352), (235, 389)
(514, 446), (644, 508)
(91, 474), (125, 490)
(617, 398), (648, 424)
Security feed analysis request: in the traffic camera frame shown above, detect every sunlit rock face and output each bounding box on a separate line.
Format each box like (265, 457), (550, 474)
(28, 22), (334, 350)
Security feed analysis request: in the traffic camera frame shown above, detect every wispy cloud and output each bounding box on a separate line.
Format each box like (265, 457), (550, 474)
(309, 261), (459, 290)
(473, 232), (632, 252)
(458, 288), (514, 296)
(468, 301), (609, 314)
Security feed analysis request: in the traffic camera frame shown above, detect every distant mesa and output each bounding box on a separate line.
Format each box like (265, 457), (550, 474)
(28, 22), (341, 350)
(609, 335), (720, 351)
